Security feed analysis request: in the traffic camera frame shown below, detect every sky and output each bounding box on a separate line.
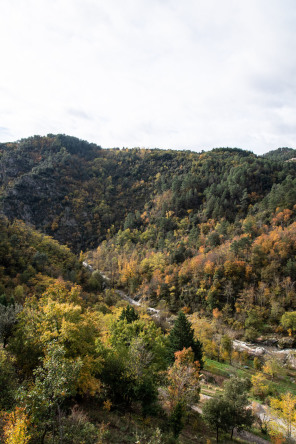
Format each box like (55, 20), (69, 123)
(1, 0), (296, 154)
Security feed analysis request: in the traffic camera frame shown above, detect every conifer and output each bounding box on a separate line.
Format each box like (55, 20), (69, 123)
(168, 311), (203, 367)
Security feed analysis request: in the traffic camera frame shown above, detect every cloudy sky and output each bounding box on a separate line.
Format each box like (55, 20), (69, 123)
(1, 0), (296, 154)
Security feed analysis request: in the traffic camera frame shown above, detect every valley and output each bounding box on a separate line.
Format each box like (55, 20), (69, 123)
(1, 135), (296, 442)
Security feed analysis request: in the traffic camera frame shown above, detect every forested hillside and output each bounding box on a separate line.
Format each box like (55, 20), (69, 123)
(2, 134), (296, 442)
(1, 135), (296, 252)
(2, 135), (296, 329)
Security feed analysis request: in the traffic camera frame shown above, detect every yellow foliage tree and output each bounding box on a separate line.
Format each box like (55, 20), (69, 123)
(3, 408), (30, 444)
(251, 373), (270, 401)
(263, 357), (284, 380)
(163, 347), (200, 412)
(270, 392), (296, 439)
(11, 282), (102, 395)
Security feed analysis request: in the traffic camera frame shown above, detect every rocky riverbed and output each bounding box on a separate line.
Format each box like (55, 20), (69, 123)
(233, 339), (296, 368)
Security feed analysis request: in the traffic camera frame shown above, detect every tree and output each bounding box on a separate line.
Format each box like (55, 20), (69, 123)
(3, 407), (31, 444)
(119, 304), (139, 323)
(251, 373), (270, 401)
(203, 397), (235, 442)
(0, 349), (18, 410)
(165, 347), (200, 410)
(169, 401), (185, 438)
(9, 282), (102, 394)
(223, 377), (254, 439)
(0, 303), (22, 347)
(270, 392), (296, 439)
(220, 334), (233, 363)
(168, 311), (203, 367)
(24, 343), (82, 443)
(263, 357), (284, 380)
(281, 311), (296, 335)
(104, 318), (166, 412)
(161, 347), (200, 438)
(126, 337), (159, 416)
(253, 356), (262, 371)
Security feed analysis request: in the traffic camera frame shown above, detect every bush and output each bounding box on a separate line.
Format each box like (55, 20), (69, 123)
(62, 407), (100, 444)
(244, 327), (259, 342)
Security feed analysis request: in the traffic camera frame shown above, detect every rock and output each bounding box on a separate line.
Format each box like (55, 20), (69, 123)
(256, 337), (278, 346)
(278, 337), (296, 349)
(233, 340), (266, 356)
(286, 351), (296, 369)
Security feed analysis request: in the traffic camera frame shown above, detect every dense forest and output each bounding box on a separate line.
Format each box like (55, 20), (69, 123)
(2, 135), (296, 253)
(1, 134), (296, 442)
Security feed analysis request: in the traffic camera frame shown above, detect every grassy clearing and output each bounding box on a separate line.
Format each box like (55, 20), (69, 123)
(205, 357), (296, 396)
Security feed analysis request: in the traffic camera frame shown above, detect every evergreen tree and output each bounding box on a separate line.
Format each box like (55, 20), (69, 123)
(169, 401), (185, 438)
(168, 311), (203, 367)
(119, 305), (139, 323)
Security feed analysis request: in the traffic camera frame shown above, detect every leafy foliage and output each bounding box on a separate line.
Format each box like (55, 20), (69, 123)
(2, 135), (296, 441)
(3, 407), (30, 444)
(24, 343), (82, 443)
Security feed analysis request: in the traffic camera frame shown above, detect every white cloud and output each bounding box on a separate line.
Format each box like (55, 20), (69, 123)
(0, 0), (296, 153)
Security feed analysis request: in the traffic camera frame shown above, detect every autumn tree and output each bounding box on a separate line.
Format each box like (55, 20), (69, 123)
(161, 347), (200, 437)
(9, 281), (102, 395)
(251, 373), (270, 401)
(270, 392), (296, 439)
(3, 407), (31, 444)
(263, 357), (284, 380)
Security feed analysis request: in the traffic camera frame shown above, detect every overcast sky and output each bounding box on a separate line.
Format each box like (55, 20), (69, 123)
(1, 0), (296, 154)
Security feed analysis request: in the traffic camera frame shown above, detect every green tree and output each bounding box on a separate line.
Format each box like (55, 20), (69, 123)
(203, 397), (235, 442)
(0, 303), (22, 347)
(263, 357), (284, 380)
(0, 349), (18, 410)
(24, 342), (82, 443)
(168, 311), (203, 367)
(281, 311), (296, 334)
(220, 335), (233, 363)
(105, 320), (166, 412)
(223, 377), (253, 439)
(169, 401), (185, 438)
(119, 304), (139, 323)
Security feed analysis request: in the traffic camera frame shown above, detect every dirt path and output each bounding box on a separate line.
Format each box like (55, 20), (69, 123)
(252, 401), (296, 440)
(233, 429), (270, 444)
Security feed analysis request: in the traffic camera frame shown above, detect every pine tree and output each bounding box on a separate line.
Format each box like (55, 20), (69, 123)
(119, 305), (139, 323)
(168, 311), (203, 367)
(169, 401), (185, 438)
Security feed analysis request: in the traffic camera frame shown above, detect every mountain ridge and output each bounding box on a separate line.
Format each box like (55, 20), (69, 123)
(1, 134), (296, 253)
